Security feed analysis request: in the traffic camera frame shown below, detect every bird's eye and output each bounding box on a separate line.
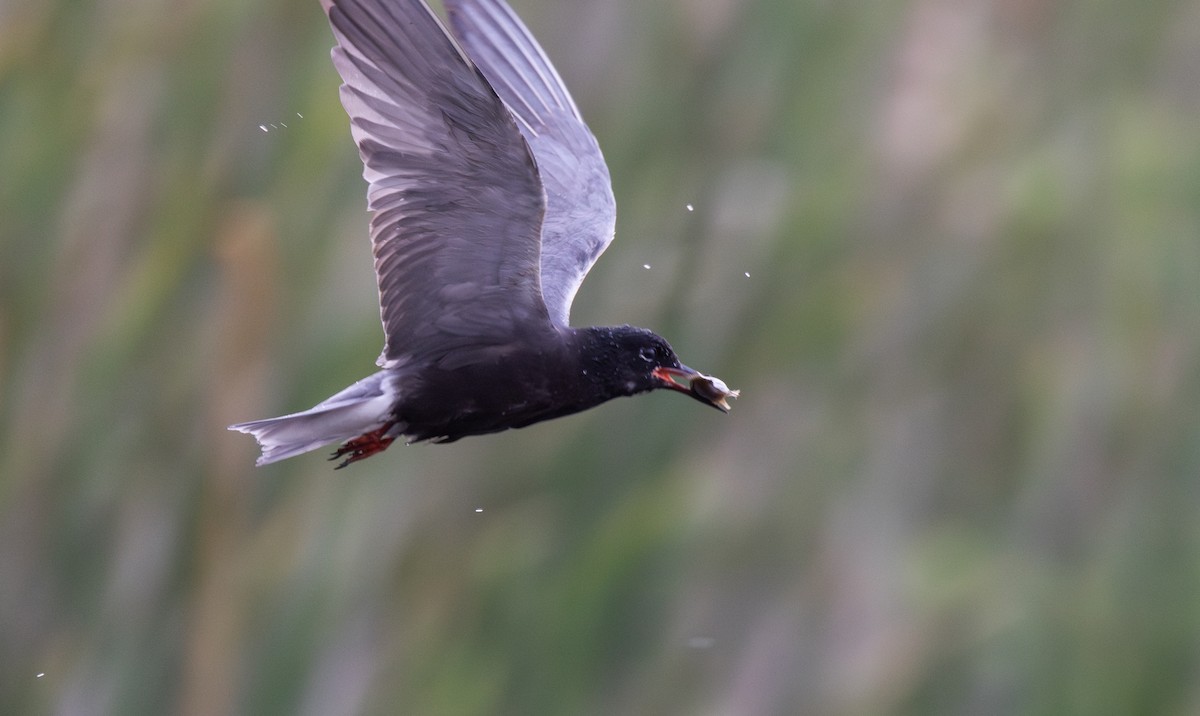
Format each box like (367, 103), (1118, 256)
(639, 347), (656, 363)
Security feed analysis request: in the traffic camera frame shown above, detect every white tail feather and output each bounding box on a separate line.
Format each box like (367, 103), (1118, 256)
(229, 371), (401, 466)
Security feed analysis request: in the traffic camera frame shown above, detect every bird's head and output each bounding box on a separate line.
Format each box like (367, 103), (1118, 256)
(582, 326), (739, 412)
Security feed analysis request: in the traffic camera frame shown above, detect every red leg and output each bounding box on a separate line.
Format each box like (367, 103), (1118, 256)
(331, 422), (397, 469)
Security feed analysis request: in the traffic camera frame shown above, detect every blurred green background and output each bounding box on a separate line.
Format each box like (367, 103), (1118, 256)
(3, 0), (1199, 713)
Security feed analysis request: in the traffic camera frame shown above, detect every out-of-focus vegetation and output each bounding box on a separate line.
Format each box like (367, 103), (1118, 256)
(3, 0), (1199, 713)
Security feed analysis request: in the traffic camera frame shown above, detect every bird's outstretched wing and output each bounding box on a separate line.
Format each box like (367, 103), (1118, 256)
(324, 0), (554, 367)
(446, 0), (617, 327)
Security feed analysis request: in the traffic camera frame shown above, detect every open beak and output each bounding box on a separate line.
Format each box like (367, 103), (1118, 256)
(652, 365), (698, 391)
(652, 366), (740, 413)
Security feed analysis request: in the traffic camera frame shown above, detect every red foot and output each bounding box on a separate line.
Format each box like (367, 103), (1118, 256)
(331, 423), (397, 469)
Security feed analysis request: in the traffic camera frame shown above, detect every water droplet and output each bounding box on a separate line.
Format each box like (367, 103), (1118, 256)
(744, 272), (750, 278)
(259, 125), (268, 132)
(643, 264), (651, 270)
(296, 112), (304, 118)
(686, 203), (694, 212)
(36, 673), (45, 678)
(474, 508), (483, 513)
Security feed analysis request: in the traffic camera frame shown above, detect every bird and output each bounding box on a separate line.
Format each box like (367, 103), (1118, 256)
(229, 0), (738, 468)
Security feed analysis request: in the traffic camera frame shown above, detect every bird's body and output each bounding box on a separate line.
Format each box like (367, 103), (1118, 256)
(231, 0), (737, 467)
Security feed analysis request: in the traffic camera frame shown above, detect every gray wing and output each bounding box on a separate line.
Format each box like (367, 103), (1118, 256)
(324, 0), (553, 367)
(446, 0), (617, 327)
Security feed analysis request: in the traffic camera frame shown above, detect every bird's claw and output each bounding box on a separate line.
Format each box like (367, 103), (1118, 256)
(331, 423), (396, 469)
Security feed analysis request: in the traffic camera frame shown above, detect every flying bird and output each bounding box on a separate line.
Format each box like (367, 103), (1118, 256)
(230, 0), (738, 467)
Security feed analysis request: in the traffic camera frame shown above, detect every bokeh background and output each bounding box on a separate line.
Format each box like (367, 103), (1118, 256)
(3, 0), (1200, 713)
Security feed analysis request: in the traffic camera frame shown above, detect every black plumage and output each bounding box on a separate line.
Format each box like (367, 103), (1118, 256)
(230, 0), (737, 467)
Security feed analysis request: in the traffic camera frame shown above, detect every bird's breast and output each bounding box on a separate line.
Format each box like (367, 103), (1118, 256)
(395, 348), (597, 442)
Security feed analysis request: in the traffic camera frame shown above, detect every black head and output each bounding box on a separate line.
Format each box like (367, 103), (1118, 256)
(576, 325), (737, 412)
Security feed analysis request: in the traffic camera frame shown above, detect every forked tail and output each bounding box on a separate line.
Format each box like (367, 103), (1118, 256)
(229, 371), (402, 466)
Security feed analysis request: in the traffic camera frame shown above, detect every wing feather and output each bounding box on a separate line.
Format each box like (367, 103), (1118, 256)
(324, 0), (554, 366)
(446, 0), (617, 326)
